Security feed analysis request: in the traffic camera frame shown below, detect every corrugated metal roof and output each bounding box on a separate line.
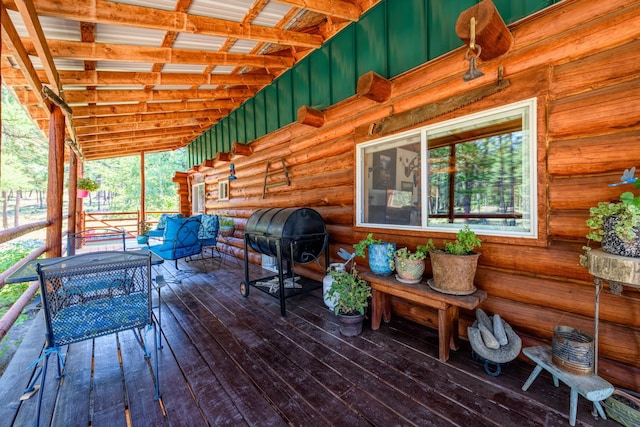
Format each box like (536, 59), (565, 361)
(1, 0), (379, 160)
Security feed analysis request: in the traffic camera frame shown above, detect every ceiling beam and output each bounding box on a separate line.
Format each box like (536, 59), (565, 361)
(274, 0), (361, 21)
(73, 109), (226, 127)
(75, 118), (214, 136)
(13, 0), (61, 93)
(62, 88), (253, 104)
(0, 4), (50, 111)
(71, 100), (234, 118)
(19, 38), (296, 68)
(4, 68), (275, 87)
(4, 0), (323, 48)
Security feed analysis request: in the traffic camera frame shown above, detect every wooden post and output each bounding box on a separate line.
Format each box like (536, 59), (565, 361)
(231, 141), (253, 156)
(68, 149), (77, 238)
(455, 0), (513, 61)
(296, 106), (325, 127)
(140, 150), (146, 224)
(216, 152), (232, 162)
(45, 106), (65, 258)
(357, 71), (392, 102)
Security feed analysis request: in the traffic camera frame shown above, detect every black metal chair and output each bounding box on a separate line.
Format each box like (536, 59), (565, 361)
(26, 251), (162, 426)
(67, 228), (126, 255)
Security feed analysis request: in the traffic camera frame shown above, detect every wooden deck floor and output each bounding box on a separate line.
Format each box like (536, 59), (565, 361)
(0, 249), (620, 426)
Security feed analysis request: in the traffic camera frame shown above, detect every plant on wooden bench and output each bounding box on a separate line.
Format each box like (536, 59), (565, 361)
(426, 225), (482, 295)
(353, 233), (396, 276)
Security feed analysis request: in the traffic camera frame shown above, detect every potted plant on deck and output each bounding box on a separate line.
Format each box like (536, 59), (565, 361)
(583, 167), (640, 260)
(427, 225), (482, 295)
(219, 217), (235, 238)
(325, 265), (371, 336)
(137, 219), (151, 244)
(77, 177), (99, 198)
(394, 246), (429, 283)
(353, 233), (395, 276)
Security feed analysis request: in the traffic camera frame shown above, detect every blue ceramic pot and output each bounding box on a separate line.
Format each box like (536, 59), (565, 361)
(368, 242), (396, 275)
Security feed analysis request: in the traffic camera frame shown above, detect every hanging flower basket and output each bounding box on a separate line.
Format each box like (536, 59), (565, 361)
(77, 189), (90, 198)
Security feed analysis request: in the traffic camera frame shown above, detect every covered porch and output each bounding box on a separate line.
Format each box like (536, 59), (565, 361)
(0, 252), (620, 426)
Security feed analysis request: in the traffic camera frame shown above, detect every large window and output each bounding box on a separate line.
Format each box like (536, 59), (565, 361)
(357, 98), (537, 238)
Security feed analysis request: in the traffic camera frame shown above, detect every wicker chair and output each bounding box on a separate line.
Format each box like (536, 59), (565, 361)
(27, 251), (162, 426)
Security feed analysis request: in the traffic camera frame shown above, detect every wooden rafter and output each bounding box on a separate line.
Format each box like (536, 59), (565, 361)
(3, 0), (324, 48)
(0, 0), (379, 160)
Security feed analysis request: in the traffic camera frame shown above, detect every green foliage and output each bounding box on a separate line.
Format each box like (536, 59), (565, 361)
(0, 240), (41, 320)
(394, 246), (427, 260)
(77, 177), (99, 191)
(327, 266), (371, 316)
(220, 217), (235, 227)
(586, 182), (640, 243)
(427, 226), (482, 255)
(353, 233), (382, 257)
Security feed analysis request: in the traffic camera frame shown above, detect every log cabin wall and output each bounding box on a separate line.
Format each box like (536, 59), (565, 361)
(187, 0), (640, 390)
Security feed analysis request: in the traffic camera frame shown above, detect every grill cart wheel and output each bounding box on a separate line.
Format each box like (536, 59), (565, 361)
(240, 281), (250, 297)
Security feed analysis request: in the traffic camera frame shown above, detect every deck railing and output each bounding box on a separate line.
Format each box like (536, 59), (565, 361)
(0, 210), (178, 340)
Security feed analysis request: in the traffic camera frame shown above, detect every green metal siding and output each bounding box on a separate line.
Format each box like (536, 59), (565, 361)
(187, 0), (556, 167)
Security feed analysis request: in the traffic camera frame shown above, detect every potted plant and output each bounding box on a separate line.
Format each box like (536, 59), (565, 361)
(325, 265), (372, 336)
(394, 245), (429, 283)
(219, 217), (235, 238)
(137, 219), (151, 244)
(353, 233), (396, 276)
(427, 225), (482, 295)
(583, 168), (640, 259)
(77, 177), (99, 198)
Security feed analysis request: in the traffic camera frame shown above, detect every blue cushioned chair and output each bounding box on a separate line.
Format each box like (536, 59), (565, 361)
(147, 213), (182, 239)
(149, 216), (202, 268)
(193, 214), (220, 260)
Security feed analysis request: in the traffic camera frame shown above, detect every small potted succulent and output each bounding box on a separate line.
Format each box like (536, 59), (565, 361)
(583, 167), (640, 259)
(394, 245), (429, 283)
(353, 233), (395, 276)
(325, 265), (371, 336)
(427, 225), (482, 295)
(77, 177), (99, 198)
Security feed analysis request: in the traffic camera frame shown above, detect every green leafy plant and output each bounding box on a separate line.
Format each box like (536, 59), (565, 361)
(581, 176), (640, 263)
(585, 184), (640, 243)
(326, 266), (371, 316)
(426, 225), (482, 255)
(77, 177), (99, 192)
(219, 217), (235, 227)
(138, 220), (151, 236)
(353, 233), (382, 257)
(394, 246), (427, 260)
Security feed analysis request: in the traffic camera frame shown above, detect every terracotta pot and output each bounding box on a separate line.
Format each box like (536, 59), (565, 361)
(429, 251), (480, 295)
(337, 313), (364, 336)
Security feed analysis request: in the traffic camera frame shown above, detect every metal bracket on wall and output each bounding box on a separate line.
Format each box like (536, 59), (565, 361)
(262, 158), (290, 198)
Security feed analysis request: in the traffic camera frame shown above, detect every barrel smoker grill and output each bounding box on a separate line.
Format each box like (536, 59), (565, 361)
(241, 207), (329, 316)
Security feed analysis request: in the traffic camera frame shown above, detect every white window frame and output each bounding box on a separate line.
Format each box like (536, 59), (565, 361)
(218, 179), (229, 201)
(356, 98), (538, 239)
(192, 182), (205, 215)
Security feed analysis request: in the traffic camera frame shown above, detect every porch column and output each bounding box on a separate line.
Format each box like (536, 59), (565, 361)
(68, 149), (78, 238)
(45, 105), (65, 258)
(140, 150), (146, 222)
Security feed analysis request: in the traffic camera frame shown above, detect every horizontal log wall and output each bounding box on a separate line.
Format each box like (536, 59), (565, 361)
(192, 0), (640, 390)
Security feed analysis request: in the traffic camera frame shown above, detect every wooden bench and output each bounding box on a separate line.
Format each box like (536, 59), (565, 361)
(361, 272), (487, 362)
(522, 345), (613, 426)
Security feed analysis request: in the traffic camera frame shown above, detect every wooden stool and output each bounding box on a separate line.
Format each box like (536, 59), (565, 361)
(522, 346), (613, 426)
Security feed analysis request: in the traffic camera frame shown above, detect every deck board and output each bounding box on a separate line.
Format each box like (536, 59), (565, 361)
(0, 252), (621, 427)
